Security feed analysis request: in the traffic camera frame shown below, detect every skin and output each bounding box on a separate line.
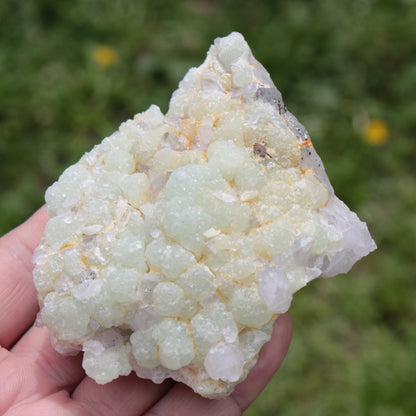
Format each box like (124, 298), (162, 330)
(0, 207), (292, 416)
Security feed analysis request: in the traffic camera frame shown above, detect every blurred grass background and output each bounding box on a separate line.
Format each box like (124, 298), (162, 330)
(1, 0), (415, 414)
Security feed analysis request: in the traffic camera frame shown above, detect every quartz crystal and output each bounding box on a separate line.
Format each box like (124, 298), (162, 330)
(33, 32), (376, 398)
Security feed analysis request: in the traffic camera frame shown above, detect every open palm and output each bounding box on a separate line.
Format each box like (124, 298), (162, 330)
(0, 208), (292, 416)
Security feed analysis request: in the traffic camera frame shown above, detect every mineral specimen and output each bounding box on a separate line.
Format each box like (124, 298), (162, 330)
(33, 32), (376, 398)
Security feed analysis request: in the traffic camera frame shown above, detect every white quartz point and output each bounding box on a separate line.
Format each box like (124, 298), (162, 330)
(258, 267), (292, 313)
(33, 32), (376, 400)
(204, 342), (244, 382)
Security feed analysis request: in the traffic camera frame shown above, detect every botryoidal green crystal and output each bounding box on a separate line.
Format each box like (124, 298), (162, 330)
(33, 32), (376, 398)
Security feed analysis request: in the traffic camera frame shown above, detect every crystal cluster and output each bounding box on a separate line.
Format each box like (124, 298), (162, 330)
(33, 32), (376, 398)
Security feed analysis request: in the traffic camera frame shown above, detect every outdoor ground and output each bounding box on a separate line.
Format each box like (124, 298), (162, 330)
(1, 1), (415, 415)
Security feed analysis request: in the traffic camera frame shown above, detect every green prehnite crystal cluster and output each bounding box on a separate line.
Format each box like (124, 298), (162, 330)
(33, 32), (376, 398)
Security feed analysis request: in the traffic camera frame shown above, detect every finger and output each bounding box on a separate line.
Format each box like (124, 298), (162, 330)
(3, 390), (90, 416)
(0, 345), (16, 413)
(231, 312), (292, 411)
(143, 313), (293, 416)
(143, 382), (242, 416)
(0, 207), (49, 348)
(72, 373), (173, 416)
(6, 326), (85, 400)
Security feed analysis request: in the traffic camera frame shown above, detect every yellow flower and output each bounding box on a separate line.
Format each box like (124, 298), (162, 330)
(92, 45), (118, 67)
(363, 119), (389, 146)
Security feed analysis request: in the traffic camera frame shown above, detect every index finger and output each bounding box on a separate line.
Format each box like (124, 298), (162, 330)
(0, 207), (49, 348)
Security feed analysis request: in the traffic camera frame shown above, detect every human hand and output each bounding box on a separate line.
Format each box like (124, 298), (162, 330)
(0, 207), (292, 416)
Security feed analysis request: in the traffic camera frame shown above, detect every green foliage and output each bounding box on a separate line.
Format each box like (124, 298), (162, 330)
(1, 1), (415, 414)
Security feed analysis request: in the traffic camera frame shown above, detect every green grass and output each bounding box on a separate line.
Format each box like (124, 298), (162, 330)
(1, 1), (415, 415)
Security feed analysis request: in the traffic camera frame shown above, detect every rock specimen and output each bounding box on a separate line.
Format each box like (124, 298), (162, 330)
(33, 32), (376, 398)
